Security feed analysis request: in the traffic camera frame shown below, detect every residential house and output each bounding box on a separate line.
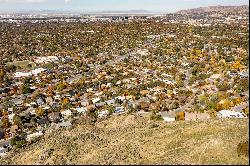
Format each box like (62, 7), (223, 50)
(37, 117), (49, 127)
(185, 112), (210, 121)
(95, 102), (106, 108)
(56, 121), (72, 129)
(98, 110), (109, 118)
(157, 111), (176, 122)
(0, 139), (11, 156)
(114, 107), (125, 114)
(26, 131), (43, 142)
(36, 97), (45, 106)
(8, 113), (15, 124)
(106, 99), (115, 105)
(48, 112), (61, 123)
(61, 109), (72, 119)
(75, 107), (87, 114)
(217, 110), (247, 118)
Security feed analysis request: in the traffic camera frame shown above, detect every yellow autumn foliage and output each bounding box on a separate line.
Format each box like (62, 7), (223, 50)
(232, 61), (243, 70)
(35, 107), (45, 117)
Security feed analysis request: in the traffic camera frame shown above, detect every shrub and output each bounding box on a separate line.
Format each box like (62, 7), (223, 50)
(217, 82), (230, 91)
(237, 140), (249, 157)
(149, 123), (159, 128)
(150, 112), (163, 121)
(16, 140), (27, 148)
(127, 106), (136, 114)
(107, 105), (115, 115)
(10, 134), (27, 148)
(86, 110), (98, 123)
(169, 101), (179, 110)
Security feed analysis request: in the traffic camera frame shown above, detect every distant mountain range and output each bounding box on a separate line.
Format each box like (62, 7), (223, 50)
(95, 10), (154, 14)
(0, 9), (157, 15)
(1, 5), (249, 15)
(176, 5), (249, 15)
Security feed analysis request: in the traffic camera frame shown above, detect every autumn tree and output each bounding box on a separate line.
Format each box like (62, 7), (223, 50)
(0, 67), (5, 86)
(1, 111), (10, 129)
(35, 107), (46, 117)
(61, 98), (70, 109)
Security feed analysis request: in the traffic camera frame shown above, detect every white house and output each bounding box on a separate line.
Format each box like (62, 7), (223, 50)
(26, 131), (43, 142)
(61, 109), (72, 118)
(217, 110), (247, 118)
(92, 97), (100, 104)
(98, 110), (109, 118)
(75, 107), (87, 114)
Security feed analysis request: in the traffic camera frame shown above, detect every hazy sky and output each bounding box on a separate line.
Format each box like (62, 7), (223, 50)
(0, 0), (248, 12)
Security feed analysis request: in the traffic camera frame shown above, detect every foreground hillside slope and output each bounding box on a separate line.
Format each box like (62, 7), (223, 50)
(0, 114), (249, 165)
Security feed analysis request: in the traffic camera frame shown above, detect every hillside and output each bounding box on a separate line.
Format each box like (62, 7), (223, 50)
(0, 114), (249, 165)
(176, 5), (249, 15)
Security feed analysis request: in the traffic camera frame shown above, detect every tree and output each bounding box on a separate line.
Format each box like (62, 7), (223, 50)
(176, 112), (185, 121)
(1, 113), (10, 129)
(0, 109), (3, 117)
(235, 78), (249, 93)
(61, 98), (70, 109)
(20, 83), (32, 94)
(232, 61), (244, 70)
(243, 108), (249, 117)
(35, 107), (46, 117)
(10, 132), (27, 148)
(13, 115), (23, 128)
(56, 82), (68, 91)
(0, 67), (5, 86)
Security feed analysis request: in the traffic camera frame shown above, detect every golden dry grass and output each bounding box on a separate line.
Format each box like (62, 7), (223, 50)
(0, 114), (249, 165)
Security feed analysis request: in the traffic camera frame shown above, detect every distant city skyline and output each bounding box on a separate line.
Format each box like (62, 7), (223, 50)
(0, 0), (248, 13)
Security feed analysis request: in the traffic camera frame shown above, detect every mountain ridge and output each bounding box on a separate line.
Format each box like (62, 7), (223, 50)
(176, 5), (249, 15)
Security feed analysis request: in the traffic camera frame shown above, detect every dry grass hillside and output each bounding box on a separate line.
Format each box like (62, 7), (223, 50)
(0, 114), (249, 165)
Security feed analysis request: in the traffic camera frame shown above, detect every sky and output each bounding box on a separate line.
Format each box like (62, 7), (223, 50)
(0, 0), (249, 13)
